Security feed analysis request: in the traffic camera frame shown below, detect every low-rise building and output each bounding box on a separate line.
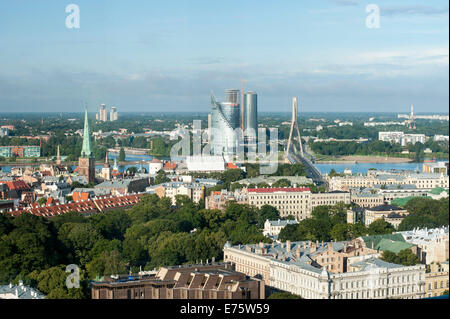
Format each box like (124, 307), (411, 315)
(397, 227), (449, 264)
(425, 261), (449, 298)
(0, 281), (45, 299)
(351, 193), (385, 208)
(91, 262), (264, 299)
(95, 177), (150, 196)
(205, 189), (248, 210)
(363, 204), (409, 229)
(263, 219), (299, 239)
(147, 181), (212, 205)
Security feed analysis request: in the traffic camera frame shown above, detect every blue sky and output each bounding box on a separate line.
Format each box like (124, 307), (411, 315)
(0, 0), (448, 113)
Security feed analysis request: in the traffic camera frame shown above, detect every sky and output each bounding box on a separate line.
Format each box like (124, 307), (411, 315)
(0, 0), (448, 113)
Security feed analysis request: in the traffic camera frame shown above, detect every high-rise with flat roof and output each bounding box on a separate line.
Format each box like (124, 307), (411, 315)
(243, 91), (258, 145)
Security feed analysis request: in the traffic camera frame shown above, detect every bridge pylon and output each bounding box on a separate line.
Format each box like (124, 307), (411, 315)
(285, 97), (304, 162)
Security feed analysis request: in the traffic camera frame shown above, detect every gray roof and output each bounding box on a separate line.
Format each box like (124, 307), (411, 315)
(267, 219), (299, 227)
(229, 241), (348, 274)
(0, 282), (45, 299)
(349, 257), (403, 270)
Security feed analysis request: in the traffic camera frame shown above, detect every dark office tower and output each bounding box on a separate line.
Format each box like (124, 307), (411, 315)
(225, 89), (240, 104)
(243, 91), (258, 144)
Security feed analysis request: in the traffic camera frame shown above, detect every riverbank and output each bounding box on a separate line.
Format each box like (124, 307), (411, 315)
(316, 155), (414, 164)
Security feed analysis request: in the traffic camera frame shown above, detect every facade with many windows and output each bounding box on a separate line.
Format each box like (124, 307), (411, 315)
(247, 187), (350, 221)
(224, 241), (425, 299)
(0, 146), (40, 158)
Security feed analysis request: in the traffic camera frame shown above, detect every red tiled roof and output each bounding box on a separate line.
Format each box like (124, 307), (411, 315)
(4, 180), (30, 191)
(247, 187), (311, 193)
(8, 194), (143, 217)
(163, 162), (177, 170)
(226, 163), (238, 169)
(73, 192), (90, 201)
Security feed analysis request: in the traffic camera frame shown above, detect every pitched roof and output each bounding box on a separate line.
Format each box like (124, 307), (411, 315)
(375, 238), (415, 254)
(361, 234), (406, 249)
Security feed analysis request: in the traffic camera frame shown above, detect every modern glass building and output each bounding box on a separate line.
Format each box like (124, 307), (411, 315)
(210, 93), (241, 156)
(243, 91), (258, 144)
(225, 89), (240, 104)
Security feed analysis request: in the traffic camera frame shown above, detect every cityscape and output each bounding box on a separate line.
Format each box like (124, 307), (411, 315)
(0, 0), (448, 311)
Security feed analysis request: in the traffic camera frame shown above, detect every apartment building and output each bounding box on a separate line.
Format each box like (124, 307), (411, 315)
(205, 189), (248, 210)
(148, 181), (211, 205)
(397, 227), (449, 264)
(351, 193), (385, 208)
(425, 262), (449, 298)
(247, 187), (350, 221)
(92, 262), (264, 299)
(224, 241), (425, 299)
(263, 219), (299, 238)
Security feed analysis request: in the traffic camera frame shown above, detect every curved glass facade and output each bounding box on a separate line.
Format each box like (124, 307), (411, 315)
(210, 95), (240, 156)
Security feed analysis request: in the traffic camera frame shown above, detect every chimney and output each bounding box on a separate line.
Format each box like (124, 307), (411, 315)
(286, 240), (291, 252)
(310, 243), (316, 253)
(371, 241), (374, 250)
(296, 247), (301, 259)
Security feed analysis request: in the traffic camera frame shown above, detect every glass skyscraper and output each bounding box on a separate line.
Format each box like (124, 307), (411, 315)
(243, 91), (258, 144)
(210, 92), (241, 156)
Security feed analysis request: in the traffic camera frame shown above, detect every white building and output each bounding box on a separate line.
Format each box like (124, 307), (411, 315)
(263, 219), (299, 238)
(224, 241), (425, 299)
(434, 135), (449, 142)
(402, 134), (427, 146)
(0, 281), (45, 299)
(378, 131), (404, 144)
(148, 158), (163, 175)
(248, 187), (350, 221)
(186, 155), (226, 172)
(397, 227), (449, 264)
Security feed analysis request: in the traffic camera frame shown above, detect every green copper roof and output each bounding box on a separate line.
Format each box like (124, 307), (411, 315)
(81, 107), (92, 157)
(361, 234), (406, 249)
(375, 238), (414, 254)
(429, 187), (449, 195)
(390, 196), (419, 207)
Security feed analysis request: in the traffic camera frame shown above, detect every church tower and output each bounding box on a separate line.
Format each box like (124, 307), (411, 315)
(56, 145), (61, 165)
(78, 107), (96, 184)
(101, 152), (112, 180)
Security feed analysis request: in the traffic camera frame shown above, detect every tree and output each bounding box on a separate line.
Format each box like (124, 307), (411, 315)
(154, 170), (170, 185)
(257, 205), (280, 228)
(272, 179), (292, 188)
(367, 219), (395, 235)
(268, 291), (302, 299)
(86, 250), (127, 279)
(118, 147), (126, 162)
(380, 249), (420, 266)
(28, 265), (90, 299)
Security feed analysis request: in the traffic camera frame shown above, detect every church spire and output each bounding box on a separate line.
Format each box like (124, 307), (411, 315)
(56, 145), (61, 165)
(81, 107), (92, 158)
